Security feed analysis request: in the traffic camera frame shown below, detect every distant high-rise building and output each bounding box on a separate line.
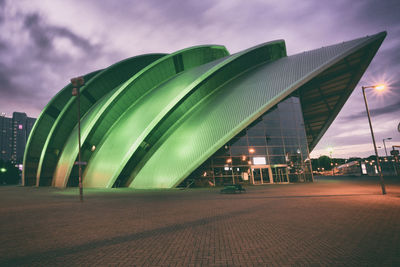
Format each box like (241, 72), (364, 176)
(26, 117), (36, 137)
(0, 112), (36, 164)
(0, 113), (13, 162)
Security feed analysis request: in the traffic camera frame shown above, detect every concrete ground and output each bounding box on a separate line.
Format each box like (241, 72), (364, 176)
(0, 176), (399, 266)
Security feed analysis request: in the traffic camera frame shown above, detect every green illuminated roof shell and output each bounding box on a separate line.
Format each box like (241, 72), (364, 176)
(23, 32), (386, 188)
(24, 54), (166, 186)
(22, 69), (102, 186)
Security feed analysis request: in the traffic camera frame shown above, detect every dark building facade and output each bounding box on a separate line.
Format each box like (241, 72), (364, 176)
(0, 112), (36, 165)
(0, 113), (12, 162)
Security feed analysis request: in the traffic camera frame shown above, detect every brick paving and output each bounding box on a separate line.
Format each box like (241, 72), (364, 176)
(0, 176), (399, 266)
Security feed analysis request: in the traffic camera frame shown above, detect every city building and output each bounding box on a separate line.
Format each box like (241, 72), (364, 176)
(23, 32), (386, 188)
(1, 112), (36, 166)
(0, 113), (12, 162)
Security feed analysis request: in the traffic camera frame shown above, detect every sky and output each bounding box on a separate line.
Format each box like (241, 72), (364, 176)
(0, 0), (399, 159)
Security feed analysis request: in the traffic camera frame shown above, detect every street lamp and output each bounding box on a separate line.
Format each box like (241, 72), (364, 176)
(383, 137), (392, 156)
(327, 147), (333, 157)
(327, 147), (334, 176)
(361, 84), (386, 195)
(71, 76), (85, 202)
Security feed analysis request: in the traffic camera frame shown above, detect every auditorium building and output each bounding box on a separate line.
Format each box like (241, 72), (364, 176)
(23, 32), (386, 188)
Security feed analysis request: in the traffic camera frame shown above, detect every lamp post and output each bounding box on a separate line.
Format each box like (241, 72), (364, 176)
(327, 147), (334, 176)
(71, 76), (85, 202)
(392, 145), (400, 176)
(361, 84), (386, 195)
(382, 137), (392, 156)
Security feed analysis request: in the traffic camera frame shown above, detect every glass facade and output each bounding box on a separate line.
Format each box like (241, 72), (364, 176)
(181, 93), (313, 187)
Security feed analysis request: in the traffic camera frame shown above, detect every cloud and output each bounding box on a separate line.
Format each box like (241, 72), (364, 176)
(22, 12), (99, 61)
(0, 0), (106, 116)
(310, 143), (382, 158)
(0, 0), (5, 23)
(353, 0), (400, 29)
(0, 63), (12, 88)
(342, 100), (400, 120)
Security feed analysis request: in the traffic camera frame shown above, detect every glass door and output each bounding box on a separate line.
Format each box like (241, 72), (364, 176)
(252, 168), (262, 184)
(272, 166), (289, 183)
(261, 168), (271, 183)
(251, 166), (273, 184)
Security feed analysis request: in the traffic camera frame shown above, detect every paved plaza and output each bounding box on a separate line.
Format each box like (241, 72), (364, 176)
(1, 176), (399, 266)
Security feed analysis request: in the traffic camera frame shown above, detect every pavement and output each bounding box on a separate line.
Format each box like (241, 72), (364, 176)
(0, 176), (399, 266)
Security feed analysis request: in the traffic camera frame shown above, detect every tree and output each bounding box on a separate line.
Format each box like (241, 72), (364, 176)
(347, 157), (361, 163)
(318, 155), (332, 170)
(0, 160), (20, 185)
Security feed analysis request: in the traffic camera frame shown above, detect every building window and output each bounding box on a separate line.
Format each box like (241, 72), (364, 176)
(181, 94), (313, 187)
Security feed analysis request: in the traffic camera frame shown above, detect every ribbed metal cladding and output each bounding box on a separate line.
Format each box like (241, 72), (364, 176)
(130, 33), (386, 188)
(32, 45), (227, 188)
(22, 69), (101, 186)
(34, 54), (165, 186)
(81, 46), (229, 188)
(82, 61), (221, 188)
(52, 88), (118, 187)
(79, 46), (228, 165)
(126, 40), (287, 187)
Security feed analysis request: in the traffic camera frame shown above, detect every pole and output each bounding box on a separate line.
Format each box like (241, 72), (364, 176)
(77, 86), (83, 202)
(362, 87), (386, 195)
(231, 165), (235, 184)
(71, 77), (84, 202)
(393, 145), (400, 176)
(328, 150), (334, 176)
(383, 139), (388, 156)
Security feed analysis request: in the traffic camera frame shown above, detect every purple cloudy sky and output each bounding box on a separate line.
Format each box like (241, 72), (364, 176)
(0, 0), (399, 158)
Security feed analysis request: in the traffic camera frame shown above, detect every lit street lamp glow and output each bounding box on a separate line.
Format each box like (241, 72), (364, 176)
(361, 84), (386, 195)
(0, 168), (6, 173)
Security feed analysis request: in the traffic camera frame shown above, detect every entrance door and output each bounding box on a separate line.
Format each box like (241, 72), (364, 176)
(253, 168), (262, 184)
(272, 166), (289, 183)
(251, 166), (273, 184)
(261, 168), (271, 184)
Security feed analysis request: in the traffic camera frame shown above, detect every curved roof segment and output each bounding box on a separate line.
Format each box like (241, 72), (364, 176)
(23, 54), (166, 186)
(54, 45), (229, 188)
(24, 32), (386, 189)
(22, 69), (102, 186)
